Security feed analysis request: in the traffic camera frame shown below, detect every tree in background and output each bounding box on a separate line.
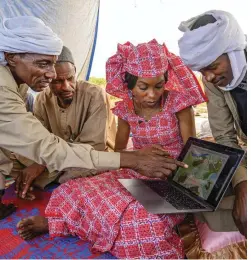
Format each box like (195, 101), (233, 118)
(88, 77), (120, 106)
(88, 77), (106, 87)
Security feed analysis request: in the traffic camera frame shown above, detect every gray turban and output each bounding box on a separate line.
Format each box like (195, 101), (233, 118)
(57, 46), (75, 65)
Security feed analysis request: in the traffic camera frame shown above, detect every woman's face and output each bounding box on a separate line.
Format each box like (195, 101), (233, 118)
(131, 74), (166, 108)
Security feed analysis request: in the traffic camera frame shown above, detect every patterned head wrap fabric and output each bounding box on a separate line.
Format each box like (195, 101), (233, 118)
(106, 39), (204, 100)
(0, 16), (63, 66)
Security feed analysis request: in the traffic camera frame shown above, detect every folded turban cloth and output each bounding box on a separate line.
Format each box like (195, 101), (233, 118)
(106, 39), (206, 101)
(178, 10), (247, 91)
(0, 16), (63, 66)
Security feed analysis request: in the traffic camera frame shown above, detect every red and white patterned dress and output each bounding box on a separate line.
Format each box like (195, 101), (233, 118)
(113, 87), (204, 158)
(45, 86), (206, 258)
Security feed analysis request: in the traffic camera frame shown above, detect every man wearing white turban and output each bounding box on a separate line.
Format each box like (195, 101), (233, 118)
(0, 16), (187, 219)
(178, 10), (247, 238)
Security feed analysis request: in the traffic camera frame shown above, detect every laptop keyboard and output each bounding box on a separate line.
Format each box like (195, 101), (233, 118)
(142, 180), (206, 210)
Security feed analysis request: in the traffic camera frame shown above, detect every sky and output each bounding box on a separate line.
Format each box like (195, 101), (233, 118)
(90, 0), (248, 78)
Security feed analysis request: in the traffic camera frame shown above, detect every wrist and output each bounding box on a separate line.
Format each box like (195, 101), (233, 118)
(38, 164), (46, 172)
(31, 163), (46, 172)
(234, 180), (247, 195)
(120, 151), (138, 169)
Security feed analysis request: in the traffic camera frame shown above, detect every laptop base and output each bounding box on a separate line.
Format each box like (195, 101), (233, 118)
(119, 179), (212, 214)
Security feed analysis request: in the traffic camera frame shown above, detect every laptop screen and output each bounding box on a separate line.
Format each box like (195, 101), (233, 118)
(172, 138), (244, 208)
(173, 144), (229, 200)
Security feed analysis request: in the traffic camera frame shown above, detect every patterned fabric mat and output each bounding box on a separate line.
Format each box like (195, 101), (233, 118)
(0, 184), (116, 259)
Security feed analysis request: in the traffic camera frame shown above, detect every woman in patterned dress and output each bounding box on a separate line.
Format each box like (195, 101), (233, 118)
(17, 39), (207, 259)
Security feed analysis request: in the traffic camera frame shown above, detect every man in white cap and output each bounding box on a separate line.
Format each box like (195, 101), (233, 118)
(0, 16), (187, 219)
(178, 10), (247, 238)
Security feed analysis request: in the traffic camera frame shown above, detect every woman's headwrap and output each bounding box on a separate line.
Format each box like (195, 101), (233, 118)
(106, 39), (203, 100)
(0, 16), (63, 66)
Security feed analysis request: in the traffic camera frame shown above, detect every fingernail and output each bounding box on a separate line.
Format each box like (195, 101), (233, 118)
(184, 164), (189, 168)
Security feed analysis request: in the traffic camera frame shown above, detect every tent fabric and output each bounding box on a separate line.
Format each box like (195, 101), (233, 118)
(0, 0), (100, 80)
(86, 8), (100, 80)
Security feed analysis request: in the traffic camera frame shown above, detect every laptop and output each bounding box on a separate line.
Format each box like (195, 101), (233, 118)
(119, 137), (245, 214)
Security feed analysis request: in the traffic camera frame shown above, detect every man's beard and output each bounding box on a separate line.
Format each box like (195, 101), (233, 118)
(63, 98), (73, 105)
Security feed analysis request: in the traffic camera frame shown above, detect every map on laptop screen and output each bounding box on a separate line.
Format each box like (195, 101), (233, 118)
(173, 144), (229, 200)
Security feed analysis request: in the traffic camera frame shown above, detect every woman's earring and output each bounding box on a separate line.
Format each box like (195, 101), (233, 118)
(129, 90), (133, 100)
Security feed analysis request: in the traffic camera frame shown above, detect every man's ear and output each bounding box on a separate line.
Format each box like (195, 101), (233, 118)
(4, 53), (20, 67)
